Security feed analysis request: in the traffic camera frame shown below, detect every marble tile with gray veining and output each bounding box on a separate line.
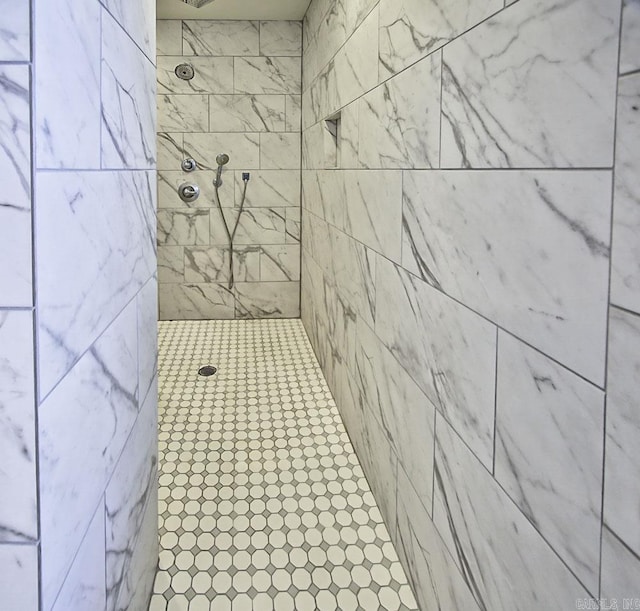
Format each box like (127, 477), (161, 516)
(0, 545), (38, 611)
(621, 0), (640, 74)
(158, 170), (220, 209)
(40, 303), (139, 611)
(159, 283), (235, 320)
(101, 0), (155, 61)
(441, 0), (620, 168)
(341, 369), (398, 530)
(345, 0), (378, 34)
(339, 100), (359, 168)
(434, 416), (592, 611)
(234, 208), (286, 245)
(234, 170), (300, 208)
(329, 226), (376, 327)
(156, 20), (182, 56)
(314, 0), (349, 73)
(183, 20), (259, 56)
(0, 0), (29, 61)
(260, 133), (301, 169)
(307, 61), (338, 127)
(378, 0), (502, 79)
(35, 0), (101, 169)
(604, 308), (640, 558)
(343, 170), (402, 261)
(184, 132), (260, 170)
(600, 527), (640, 602)
(285, 95), (301, 132)
(260, 21), (302, 56)
(353, 319), (436, 513)
(0, 64), (31, 306)
(52, 506), (106, 611)
(301, 121), (331, 169)
(113, 482), (158, 611)
(333, 7), (378, 109)
(157, 56), (233, 95)
(495, 332), (604, 591)
(285, 208), (301, 244)
(184, 245), (261, 283)
(106, 389), (157, 611)
(359, 53), (441, 169)
(375, 257), (496, 467)
(395, 466), (481, 611)
(37, 170), (156, 397)
(402, 170), (611, 385)
(0, 312), (36, 544)
(157, 209), (209, 246)
(157, 133), (184, 171)
(301, 170), (345, 228)
(234, 281), (300, 318)
(261, 244), (301, 281)
(611, 74), (640, 313)
(102, 11), (156, 169)
(235, 57), (302, 95)
(137, 276), (158, 404)
(209, 95), (285, 132)
(158, 246), (184, 283)
(157, 94), (209, 133)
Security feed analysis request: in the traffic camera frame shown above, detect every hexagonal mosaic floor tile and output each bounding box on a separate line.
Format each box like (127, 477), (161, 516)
(149, 319), (418, 611)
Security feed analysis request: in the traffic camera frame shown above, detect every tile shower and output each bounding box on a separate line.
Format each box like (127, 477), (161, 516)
(156, 20), (302, 320)
(0, 0), (638, 610)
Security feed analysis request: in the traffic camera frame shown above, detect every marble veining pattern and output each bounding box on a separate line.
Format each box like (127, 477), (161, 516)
(0, 0), (30, 61)
(440, 0), (620, 168)
(0, 64), (31, 307)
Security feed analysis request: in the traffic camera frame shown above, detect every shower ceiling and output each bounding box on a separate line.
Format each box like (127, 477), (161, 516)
(157, 0), (312, 20)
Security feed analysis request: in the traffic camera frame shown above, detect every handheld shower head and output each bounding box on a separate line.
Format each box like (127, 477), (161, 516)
(216, 153), (230, 166)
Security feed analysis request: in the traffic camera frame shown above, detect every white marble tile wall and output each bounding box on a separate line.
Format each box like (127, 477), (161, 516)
(157, 19), (302, 320)
(301, 0), (639, 608)
(0, 1), (158, 610)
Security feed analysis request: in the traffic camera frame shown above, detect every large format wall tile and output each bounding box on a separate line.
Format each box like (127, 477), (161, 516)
(0, 545), (38, 611)
(156, 20), (182, 56)
(183, 20), (259, 56)
(234, 281), (300, 318)
(234, 170), (300, 208)
(0, 312), (36, 543)
(604, 308), (640, 558)
(441, 0), (620, 168)
(101, 0), (156, 62)
(102, 11), (156, 168)
(157, 56), (234, 95)
(260, 133), (301, 169)
(159, 283), (235, 320)
(51, 506), (106, 611)
(620, 0), (640, 74)
(395, 467), (480, 611)
(375, 258), (496, 467)
(209, 95), (285, 132)
(39, 304), (139, 611)
(157, 94), (209, 133)
(137, 276), (158, 404)
(601, 527), (640, 602)
(434, 416), (591, 610)
(106, 390), (157, 611)
(0, 64), (31, 306)
(0, 0), (29, 61)
(401, 170), (611, 384)
(234, 57), (302, 95)
(260, 21), (302, 56)
(359, 54), (441, 169)
(183, 132), (260, 170)
(37, 171), (156, 397)
(35, 0), (101, 169)
(611, 73), (640, 313)
(379, 0), (502, 79)
(495, 333), (604, 591)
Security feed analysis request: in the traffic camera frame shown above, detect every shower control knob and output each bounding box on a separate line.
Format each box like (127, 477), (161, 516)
(178, 183), (200, 203)
(181, 158), (197, 172)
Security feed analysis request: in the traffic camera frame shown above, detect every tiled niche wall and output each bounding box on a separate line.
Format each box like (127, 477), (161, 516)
(156, 20), (302, 320)
(301, 0), (640, 609)
(0, 1), (159, 610)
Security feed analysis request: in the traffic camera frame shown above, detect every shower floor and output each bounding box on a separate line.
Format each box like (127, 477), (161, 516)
(149, 319), (417, 611)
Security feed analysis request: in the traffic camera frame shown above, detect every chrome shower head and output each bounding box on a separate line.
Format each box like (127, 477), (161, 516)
(175, 63), (195, 80)
(216, 153), (230, 166)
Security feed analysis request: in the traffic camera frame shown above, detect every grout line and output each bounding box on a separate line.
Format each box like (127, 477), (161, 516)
(492, 328), (499, 476)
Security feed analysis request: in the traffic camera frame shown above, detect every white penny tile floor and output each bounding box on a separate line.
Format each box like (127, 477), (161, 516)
(149, 319), (418, 611)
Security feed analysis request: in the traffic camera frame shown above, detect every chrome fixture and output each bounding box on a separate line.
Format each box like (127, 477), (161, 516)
(181, 158), (197, 172)
(178, 183), (200, 203)
(180, 0), (217, 7)
(214, 153), (230, 187)
(175, 63), (195, 81)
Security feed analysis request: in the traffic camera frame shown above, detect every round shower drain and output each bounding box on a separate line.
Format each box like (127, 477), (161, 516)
(198, 365), (217, 377)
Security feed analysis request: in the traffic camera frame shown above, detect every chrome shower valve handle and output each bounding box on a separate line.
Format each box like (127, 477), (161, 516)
(178, 183), (200, 203)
